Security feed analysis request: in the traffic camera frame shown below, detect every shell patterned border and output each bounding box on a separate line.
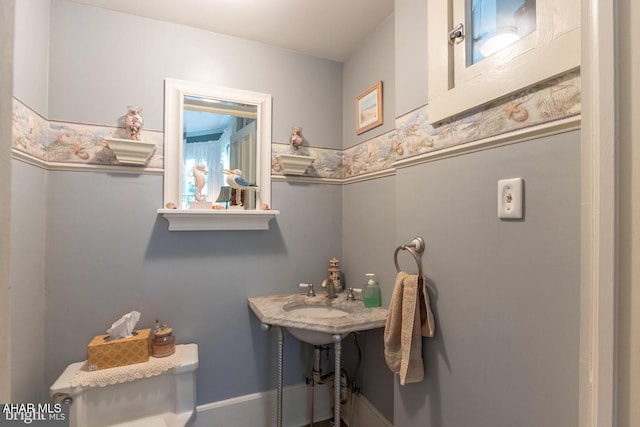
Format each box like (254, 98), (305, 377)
(272, 69), (580, 181)
(11, 100), (164, 169)
(13, 70), (579, 179)
(271, 144), (344, 179)
(342, 69), (581, 180)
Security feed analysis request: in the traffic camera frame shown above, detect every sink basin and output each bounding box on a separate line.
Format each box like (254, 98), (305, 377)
(286, 327), (338, 345)
(248, 292), (388, 345)
(284, 304), (350, 318)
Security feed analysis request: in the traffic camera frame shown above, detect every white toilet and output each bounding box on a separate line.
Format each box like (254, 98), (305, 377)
(50, 343), (198, 427)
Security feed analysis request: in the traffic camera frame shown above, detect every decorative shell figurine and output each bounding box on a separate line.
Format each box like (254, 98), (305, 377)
(125, 106), (144, 140)
(290, 126), (304, 153)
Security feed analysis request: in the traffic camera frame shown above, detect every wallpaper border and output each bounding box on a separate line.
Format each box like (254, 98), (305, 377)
(11, 70), (580, 182)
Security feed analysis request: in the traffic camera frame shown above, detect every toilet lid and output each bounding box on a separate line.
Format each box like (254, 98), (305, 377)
(110, 415), (169, 427)
(109, 412), (192, 427)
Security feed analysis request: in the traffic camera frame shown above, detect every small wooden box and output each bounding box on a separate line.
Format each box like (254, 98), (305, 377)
(87, 328), (151, 371)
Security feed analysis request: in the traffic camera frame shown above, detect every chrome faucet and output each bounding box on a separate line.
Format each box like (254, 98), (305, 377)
(321, 278), (337, 298)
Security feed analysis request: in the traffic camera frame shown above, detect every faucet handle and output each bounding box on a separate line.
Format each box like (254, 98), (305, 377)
(299, 283), (316, 297)
(347, 288), (362, 301)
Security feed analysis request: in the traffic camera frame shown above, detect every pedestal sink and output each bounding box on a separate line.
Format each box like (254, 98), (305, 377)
(284, 305), (350, 318)
(248, 292), (387, 345)
(247, 291), (388, 427)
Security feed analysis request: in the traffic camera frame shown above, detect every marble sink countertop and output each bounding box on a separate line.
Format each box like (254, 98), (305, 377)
(248, 292), (388, 336)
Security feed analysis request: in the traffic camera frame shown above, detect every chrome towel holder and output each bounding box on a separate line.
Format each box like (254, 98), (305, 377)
(394, 237), (425, 277)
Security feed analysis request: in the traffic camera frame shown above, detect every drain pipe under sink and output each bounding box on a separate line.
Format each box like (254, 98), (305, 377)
(307, 339), (349, 427)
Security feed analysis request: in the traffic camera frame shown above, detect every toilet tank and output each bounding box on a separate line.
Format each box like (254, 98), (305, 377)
(50, 343), (198, 427)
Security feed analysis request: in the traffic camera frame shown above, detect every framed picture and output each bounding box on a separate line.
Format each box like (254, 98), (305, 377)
(356, 81), (383, 134)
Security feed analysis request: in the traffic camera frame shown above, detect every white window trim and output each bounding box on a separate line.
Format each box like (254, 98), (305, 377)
(580, 0), (616, 425)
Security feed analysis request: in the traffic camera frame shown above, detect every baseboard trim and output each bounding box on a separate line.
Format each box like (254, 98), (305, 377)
(193, 383), (331, 427)
(192, 383), (392, 427)
(340, 392), (393, 427)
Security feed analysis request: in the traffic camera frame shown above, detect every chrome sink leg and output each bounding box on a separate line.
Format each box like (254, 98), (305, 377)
(277, 326), (284, 427)
(332, 334), (343, 427)
(262, 323), (284, 427)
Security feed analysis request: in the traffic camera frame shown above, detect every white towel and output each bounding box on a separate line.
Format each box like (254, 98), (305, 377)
(384, 272), (435, 384)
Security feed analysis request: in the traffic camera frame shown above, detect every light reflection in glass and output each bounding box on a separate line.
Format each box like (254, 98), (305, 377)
(469, 0), (536, 64)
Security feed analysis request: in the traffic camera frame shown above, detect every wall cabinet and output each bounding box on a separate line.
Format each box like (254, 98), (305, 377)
(428, 0), (580, 124)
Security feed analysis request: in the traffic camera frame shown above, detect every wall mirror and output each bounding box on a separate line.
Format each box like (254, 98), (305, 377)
(158, 78), (278, 231)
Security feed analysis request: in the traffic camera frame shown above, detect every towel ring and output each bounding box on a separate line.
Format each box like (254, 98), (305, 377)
(394, 237), (425, 277)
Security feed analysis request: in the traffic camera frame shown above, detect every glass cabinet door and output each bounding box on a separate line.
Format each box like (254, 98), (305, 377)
(469, 0), (536, 64)
(428, 0), (578, 124)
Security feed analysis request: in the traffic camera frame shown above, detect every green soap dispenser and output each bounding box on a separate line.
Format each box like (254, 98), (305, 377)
(363, 273), (381, 307)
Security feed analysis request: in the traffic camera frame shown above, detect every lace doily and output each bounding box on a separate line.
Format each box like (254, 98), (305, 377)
(72, 345), (182, 388)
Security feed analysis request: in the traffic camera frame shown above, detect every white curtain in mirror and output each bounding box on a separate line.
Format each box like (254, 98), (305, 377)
(182, 139), (229, 208)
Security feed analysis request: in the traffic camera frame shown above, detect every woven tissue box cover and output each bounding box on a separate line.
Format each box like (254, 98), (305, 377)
(87, 328), (151, 371)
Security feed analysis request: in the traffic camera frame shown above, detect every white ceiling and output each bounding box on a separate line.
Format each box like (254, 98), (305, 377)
(69, 0), (395, 62)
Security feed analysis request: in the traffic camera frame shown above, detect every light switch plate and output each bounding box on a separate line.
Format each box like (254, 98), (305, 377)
(498, 178), (523, 219)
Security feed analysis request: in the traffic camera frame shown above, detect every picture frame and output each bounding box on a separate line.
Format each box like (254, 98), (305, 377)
(356, 81), (383, 134)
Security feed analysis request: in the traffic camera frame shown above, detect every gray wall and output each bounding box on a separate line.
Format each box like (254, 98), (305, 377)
(394, 0), (428, 116)
(394, 133), (580, 427)
(7, 0), (49, 403)
(10, 161), (47, 403)
(13, 0), (50, 116)
(342, 14), (395, 149)
(0, 0), (15, 403)
(340, 14), (396, 421)
(42, 171), (342, 404)
(342, 177), (396, 420)
(12, 0), (345, 405)
(339, 0), (582, 425)
(48, 0), (343, 148)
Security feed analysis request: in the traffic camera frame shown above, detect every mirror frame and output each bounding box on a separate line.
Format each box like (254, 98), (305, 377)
(158, 78), (278, 231)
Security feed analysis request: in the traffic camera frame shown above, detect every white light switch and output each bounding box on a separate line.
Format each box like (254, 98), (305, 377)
(498, 178), (523, 219)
